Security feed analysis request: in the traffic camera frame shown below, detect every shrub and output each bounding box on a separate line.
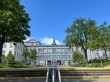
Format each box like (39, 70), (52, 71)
(3, 51), (15, 63)
(72, 51), (84, 63)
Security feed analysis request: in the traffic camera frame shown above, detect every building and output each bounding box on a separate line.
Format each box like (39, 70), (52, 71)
(24, 39), (82, 66)
(24, 39), (110, 65)
(2, 38), (110, 66)
(2, 42), (24, 62)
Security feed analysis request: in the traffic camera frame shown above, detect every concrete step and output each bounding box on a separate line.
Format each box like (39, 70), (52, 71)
(60, 69), (110, 78)
(1, 67), (110, 79)
(0, 70), (47, 77)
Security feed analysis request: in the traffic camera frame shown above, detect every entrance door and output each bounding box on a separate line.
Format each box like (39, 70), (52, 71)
(47, 60), (51, 65)
(57, 60), (61, 65)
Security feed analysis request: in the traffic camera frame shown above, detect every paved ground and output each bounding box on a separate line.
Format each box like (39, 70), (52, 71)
(1, 78), (110, 82)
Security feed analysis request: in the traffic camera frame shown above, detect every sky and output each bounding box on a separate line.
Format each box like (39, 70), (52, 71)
(21, 0), (110, 45)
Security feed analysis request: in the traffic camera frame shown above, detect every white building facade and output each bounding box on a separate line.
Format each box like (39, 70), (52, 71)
(2, 42), (24, 62)
(24, 39), (82, 66)
(2, 39), (110, 65)
(24, 39), (110, 66)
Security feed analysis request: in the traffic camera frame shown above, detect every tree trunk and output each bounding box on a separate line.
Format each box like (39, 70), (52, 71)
(0, 34), (5, 63)
(25, 54), (27, 59)
(84, 49), (88, 64)
(104, 49), (108, 60)
(0, 41), (3, 63)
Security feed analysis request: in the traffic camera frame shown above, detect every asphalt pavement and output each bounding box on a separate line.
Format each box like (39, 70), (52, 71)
(1, 78), (110, 82)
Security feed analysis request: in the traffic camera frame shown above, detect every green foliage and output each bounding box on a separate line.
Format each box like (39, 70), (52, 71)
(97, 23), (110, 60)
(0, 0), (30, 63)
(65, 17), (110, 63)
(8, 62), (32, 68)
(72, 51), (84, 63)
(87, 26), (100, 50)
(4, 51), (15, 63)
(65, 17), (96, 62)
(0, 62), (33, 68)
(28, 49), (37, 59)
(87, 22), (110, 49)
(75, 59), (110, 67)
(86, 60), (110, 67)
(88, 22), (110, 60)
(0, 0), (30, 42)
(22, 49), (30, 59)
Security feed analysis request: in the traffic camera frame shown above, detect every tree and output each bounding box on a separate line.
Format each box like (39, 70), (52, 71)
(87, 26), (100, 63)
(0, 0), (30, 63)
(65, 17), (96, 64)
(28, 49), (37, 59)
(97, 22), (110, 60)
(87, 22), (110, 62)
(28, 49), (37, 65)
(72, 51), (84, 63)
(22, 49), (30, 59)
(4, 51), (15, 63)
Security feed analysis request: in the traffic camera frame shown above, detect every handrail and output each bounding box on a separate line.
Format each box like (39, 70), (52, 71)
(52, 65), (55, 82)
(46, 67), (49, 82)
(58, 66), (61, 82)
(46, 63), (61, 82)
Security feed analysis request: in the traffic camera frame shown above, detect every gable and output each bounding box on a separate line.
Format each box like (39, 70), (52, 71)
(25, 39), (38, 43)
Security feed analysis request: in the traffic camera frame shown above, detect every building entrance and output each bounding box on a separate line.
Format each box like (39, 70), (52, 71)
(47, 60), (51, 65)
(47, 60), (62, 65)
(57, 60), (61, 65)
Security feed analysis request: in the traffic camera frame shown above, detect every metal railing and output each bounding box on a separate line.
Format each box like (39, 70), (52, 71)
(46, 67), (49, 82)
(52, 65), (55, 82)
(46, 64), (61, 82)
(58, 66), (61, 82)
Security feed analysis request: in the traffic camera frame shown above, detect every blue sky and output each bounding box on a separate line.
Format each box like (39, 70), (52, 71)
(21, 0), (110, 45)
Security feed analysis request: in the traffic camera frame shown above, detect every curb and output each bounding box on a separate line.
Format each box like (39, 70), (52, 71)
(61, 76), (110, 79)
(1, 75), (110, 80)
(60, 67), (110, 70)
(0, 76), (46, 80)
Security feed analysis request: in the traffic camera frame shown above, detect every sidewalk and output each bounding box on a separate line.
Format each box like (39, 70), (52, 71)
(1, 78), (110, 82)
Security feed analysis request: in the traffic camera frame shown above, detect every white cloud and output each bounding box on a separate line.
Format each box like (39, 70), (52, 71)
(40, 37), (63, 45)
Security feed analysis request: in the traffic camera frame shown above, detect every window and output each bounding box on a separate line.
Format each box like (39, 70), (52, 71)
(14, 52), (15, 56)
(44, 48), (48, 53)
(61, 48), (65, 52)
(38, 48), (43, 52)
(48, 48), (52, 53)
(96, 49), (99, 51)
(96, 52), (99, 57)
(52, 48), (56, 53)
(17, 52), (18, 58)
(3, 50), (6, 53)
(2, 54), (5, 58)
(18, 45), (19, 49)
(10, 43), (13, 48)
(3, 44), (6, 48)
